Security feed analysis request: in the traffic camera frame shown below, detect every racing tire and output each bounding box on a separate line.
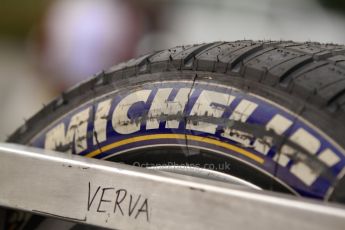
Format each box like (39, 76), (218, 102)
(5, 40), (345, 229)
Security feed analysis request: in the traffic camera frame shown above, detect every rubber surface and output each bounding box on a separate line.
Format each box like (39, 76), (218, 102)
(7, 40), (345, 203)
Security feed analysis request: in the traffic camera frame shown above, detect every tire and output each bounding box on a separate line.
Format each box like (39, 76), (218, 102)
(7, 40), (345, 209)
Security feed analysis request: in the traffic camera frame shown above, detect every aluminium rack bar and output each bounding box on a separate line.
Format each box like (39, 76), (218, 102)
(0, 143), (345, 230)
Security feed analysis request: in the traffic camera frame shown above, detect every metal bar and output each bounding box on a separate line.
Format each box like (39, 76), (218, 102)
(0, 143), (345, 230)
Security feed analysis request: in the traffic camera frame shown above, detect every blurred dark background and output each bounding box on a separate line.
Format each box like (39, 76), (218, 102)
(1, 0), (345, 140)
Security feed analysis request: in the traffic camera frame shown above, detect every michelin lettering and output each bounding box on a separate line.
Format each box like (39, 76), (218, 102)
(36, 81), (344, 199)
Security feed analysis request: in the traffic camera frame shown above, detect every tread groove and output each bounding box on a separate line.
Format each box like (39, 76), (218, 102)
(277, 57), (314, 83)
(226, 44), (265, 71)
(281, 61), (329, 83)
(327, 88), (345, 106)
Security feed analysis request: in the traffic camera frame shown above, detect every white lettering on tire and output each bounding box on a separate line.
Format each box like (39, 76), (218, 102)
(186, 91), (235, 134)
(112, 90), (151, 134)
(45, 107), (90, 154)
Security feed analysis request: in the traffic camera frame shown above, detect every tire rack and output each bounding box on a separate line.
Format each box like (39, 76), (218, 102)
(0, 143), (344, 230)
